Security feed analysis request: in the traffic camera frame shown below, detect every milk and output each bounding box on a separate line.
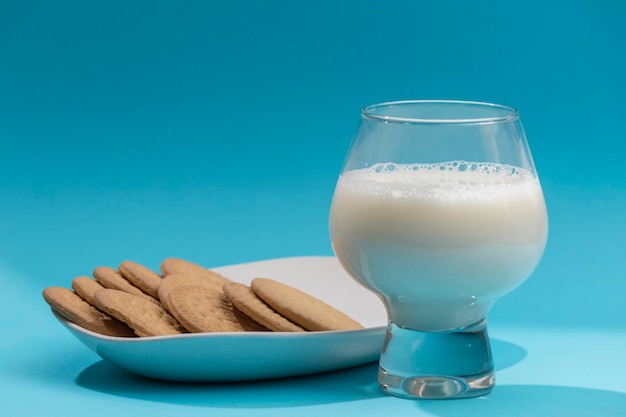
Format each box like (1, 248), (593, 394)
(329, 162), (548, 331)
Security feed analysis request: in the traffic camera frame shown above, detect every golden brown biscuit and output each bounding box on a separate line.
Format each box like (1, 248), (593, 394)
(251, 278), (363, 331)
(93, 266), (159, 304)
(42, 286), (135, 337)
(223, 282), (304, 332)
(231, 306), (270, 332)
(160, 258), (229, 284)
(71, 276), (105, 307)
(167, 284), (246, 333)
(94, 289), (185, 337)
(118, 260), (162, 298)
(157, 273), (225, 314)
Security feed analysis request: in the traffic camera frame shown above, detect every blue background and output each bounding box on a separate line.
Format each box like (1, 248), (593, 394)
(1, 1), (625, 415)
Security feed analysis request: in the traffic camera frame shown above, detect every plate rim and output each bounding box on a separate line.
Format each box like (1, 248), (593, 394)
(51, 309), (387, 342)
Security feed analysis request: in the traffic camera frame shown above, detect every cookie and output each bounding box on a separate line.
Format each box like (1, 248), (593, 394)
(251, 278), (363, 331)
(71, 276), (105, 307)
(167, 284), (246, 333)
(118, 260), (162, 298)
(157, 273), (225, 314)
(94, 289), (185, 337)
(93, 266), (159, 304)
(223, 282), (304, 332)
(42, 286), (135, 337)
(160, 258), (229, 285)
(231, 305), (270, 332)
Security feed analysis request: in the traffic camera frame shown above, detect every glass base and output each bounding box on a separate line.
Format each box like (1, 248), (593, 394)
(378, 319), (495, 399)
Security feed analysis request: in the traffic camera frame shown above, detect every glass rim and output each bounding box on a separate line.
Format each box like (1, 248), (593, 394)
(361, 100), (520, 124)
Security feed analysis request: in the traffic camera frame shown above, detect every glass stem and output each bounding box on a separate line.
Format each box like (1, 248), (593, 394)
(378, 319), (495, 399)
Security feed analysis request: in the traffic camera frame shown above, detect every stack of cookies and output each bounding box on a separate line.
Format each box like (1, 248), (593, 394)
(42, 258), (363, 338)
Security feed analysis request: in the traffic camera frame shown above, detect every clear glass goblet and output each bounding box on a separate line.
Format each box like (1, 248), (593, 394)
(329, 100), (548, 399)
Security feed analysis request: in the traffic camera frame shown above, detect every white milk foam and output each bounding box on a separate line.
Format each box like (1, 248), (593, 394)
(339, 161), (536, 202)
(330, 161), (548, 331)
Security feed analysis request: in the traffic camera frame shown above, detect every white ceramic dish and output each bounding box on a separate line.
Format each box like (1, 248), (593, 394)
(53, 256), (388, 382)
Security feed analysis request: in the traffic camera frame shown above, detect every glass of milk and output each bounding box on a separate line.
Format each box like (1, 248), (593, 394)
(329, 100), (548, 399)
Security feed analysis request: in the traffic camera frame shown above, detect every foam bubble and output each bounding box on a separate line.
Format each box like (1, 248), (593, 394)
(338, 161), (539, 202)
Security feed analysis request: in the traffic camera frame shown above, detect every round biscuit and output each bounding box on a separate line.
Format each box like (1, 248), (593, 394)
(42, 286), (135, 337)
(94, 289), (185, 337)
(93, 266), (160, 305)
(251, 278), (363, 331)
(223, 282), (304, 332)
(119, 260), (162, 298)
(231, 305), (270, 331)
(71, 276), (105, 306)
(160, 258), (229, 285)
(158, 273), (225, 314)
(167, 284), (245, 333)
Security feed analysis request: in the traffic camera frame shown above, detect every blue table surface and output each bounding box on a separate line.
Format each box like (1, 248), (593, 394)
(3, 306), (626, 416)
(2, 1), (626, 415)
